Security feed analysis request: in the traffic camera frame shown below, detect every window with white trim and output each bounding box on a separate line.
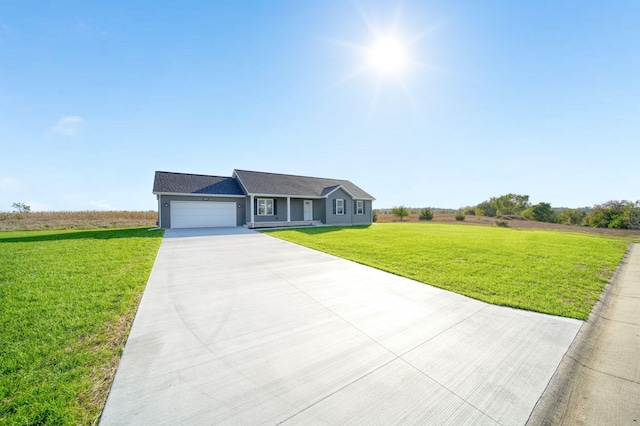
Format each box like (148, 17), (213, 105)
(257, 198), (274, 215)
(336, 199), (344, 215)
(356, 200), (364, 215)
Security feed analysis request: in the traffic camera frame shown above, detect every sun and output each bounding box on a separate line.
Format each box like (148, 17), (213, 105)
(328, 4), (440, 110)
(367, 36), (408, 75)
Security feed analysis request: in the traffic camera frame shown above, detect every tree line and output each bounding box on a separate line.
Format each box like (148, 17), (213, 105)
(377, 194), (640, 230)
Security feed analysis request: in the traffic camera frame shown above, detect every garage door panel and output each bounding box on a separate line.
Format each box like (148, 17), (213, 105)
(171, 201), (236, 228)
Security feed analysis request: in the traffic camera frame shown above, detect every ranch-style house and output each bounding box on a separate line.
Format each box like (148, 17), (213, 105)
(153, 169), (375, 229)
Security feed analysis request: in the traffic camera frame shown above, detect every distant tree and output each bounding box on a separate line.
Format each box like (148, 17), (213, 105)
(491, 193), (531, 216)
(475, 200), (496, 217)
(627, 202), (640, 230)
(556, 208), (587, 226)
(584, 200), (627, 229)
(392, 205), (410, 221)
(463, 207), (476, 215)
(474, 208), (486, 216)
(522, 202), (556, 223)
(12, 202), (31, 213)
(419, 208), (434, 221)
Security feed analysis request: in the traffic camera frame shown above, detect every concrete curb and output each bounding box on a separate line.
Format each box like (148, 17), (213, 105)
(526, 243), (640, 425)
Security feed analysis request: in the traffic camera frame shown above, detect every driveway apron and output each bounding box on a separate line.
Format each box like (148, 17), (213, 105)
(100, 228), (581, 425)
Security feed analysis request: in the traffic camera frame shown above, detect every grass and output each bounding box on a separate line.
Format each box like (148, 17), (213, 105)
(0, 227), (163, 425)
(263, 223), (632, 320)
(0, 211), (158, 231)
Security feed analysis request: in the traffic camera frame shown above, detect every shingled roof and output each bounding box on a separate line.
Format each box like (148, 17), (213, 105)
(153, 171), (244, 195)
(233, 169), (375, 200)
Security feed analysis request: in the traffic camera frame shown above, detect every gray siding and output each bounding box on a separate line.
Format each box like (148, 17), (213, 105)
(325, 189), (373, 226)
(158, 195), (245, 228)
(290, 199), (304, 221)
(314, 200), (326, 223)
(326, 188), (353, 225)
(251, 197), (288, 223)
(352, 200), (373, 225)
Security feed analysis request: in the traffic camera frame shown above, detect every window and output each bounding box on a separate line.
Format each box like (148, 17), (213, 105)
(257, 198), (274, 215)
(356, 200), (364, 215)
(335, 199), (344, 215)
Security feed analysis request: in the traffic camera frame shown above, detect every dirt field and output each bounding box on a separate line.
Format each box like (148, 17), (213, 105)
(375, 213), (640, 237)
(0, 211), (158, 231)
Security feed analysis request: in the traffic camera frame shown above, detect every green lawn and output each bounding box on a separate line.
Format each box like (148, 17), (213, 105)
(263, 223), (631, 320)
(0, 227), (163, 425)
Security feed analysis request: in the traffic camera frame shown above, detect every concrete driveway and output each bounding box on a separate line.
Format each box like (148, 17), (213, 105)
(100, 228), (581, 425)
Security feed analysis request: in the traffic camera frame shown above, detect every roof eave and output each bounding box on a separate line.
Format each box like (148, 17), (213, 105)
(153, 191), (245, 198)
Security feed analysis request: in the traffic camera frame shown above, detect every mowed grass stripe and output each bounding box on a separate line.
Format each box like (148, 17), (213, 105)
(0, 227), (163, 425)
(263, 223), (630, 320)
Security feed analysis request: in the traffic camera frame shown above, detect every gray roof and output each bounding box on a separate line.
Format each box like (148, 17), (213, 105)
(233, 169), (375, 200)
(153, 171), (244, 195)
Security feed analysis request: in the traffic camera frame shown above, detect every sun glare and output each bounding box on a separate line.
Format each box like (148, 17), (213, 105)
(368, 37), (407, 74)
(329, 4), (440, 111)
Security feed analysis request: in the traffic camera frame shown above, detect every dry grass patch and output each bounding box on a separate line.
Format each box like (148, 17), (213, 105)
(0, 210), (158, 231)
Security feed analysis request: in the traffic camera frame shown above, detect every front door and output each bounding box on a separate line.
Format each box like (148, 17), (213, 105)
(303, 200), (313, 221)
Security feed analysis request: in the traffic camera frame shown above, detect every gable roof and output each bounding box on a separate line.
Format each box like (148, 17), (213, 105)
(233, 169), (375, 200)
(153, 171), (244, 196)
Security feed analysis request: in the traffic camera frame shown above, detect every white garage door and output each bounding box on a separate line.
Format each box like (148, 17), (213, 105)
(171, 201), (237, 228)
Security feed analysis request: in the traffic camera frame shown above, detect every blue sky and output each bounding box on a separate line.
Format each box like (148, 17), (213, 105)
(1, 1), (638, 211)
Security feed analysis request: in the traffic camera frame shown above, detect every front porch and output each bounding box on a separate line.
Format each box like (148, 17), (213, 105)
(247, 220), (323, 229)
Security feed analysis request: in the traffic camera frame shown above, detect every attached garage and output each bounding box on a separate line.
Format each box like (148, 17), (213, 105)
(170, 201), (237, 228)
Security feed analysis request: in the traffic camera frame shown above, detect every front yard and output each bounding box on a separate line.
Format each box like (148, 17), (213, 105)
(263, 223), (631, 320)
(0, 228), (163, 425)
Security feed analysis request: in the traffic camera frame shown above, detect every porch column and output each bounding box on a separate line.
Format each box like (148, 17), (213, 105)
(287, 197), (291, 222)
(250, 195), (255, 227)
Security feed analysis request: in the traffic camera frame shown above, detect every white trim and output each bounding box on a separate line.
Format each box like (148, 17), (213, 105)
(157, 195), (162, 227)
(250, 195), (255, 226)
(336, 199), (345, 215)
(287, 197), (291, 222)
(242, 191), (374, 201)
(232, 171), (250, 196)
(356, 200), (364, 215)
(152, 192), (244, 198)
(257, 198), (274, 216)
(323, 185), (357, 199)
(245, 193), (325, 200)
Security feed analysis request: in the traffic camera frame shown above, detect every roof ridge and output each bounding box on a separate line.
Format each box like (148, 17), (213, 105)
(234, 169), (350, 183)
(156, 171), (233, 179)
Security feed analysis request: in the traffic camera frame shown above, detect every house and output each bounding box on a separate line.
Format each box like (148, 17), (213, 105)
(153, 169), (375, 229)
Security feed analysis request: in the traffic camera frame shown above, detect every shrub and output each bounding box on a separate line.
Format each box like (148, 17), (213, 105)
(373, 213), (378, 223)
(463, 207), (476, 216)
(455, 213), (465, 221)
(419, 208), (434, 221)
(392, 205), (409, 221)
(495, 219), (509, 227)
